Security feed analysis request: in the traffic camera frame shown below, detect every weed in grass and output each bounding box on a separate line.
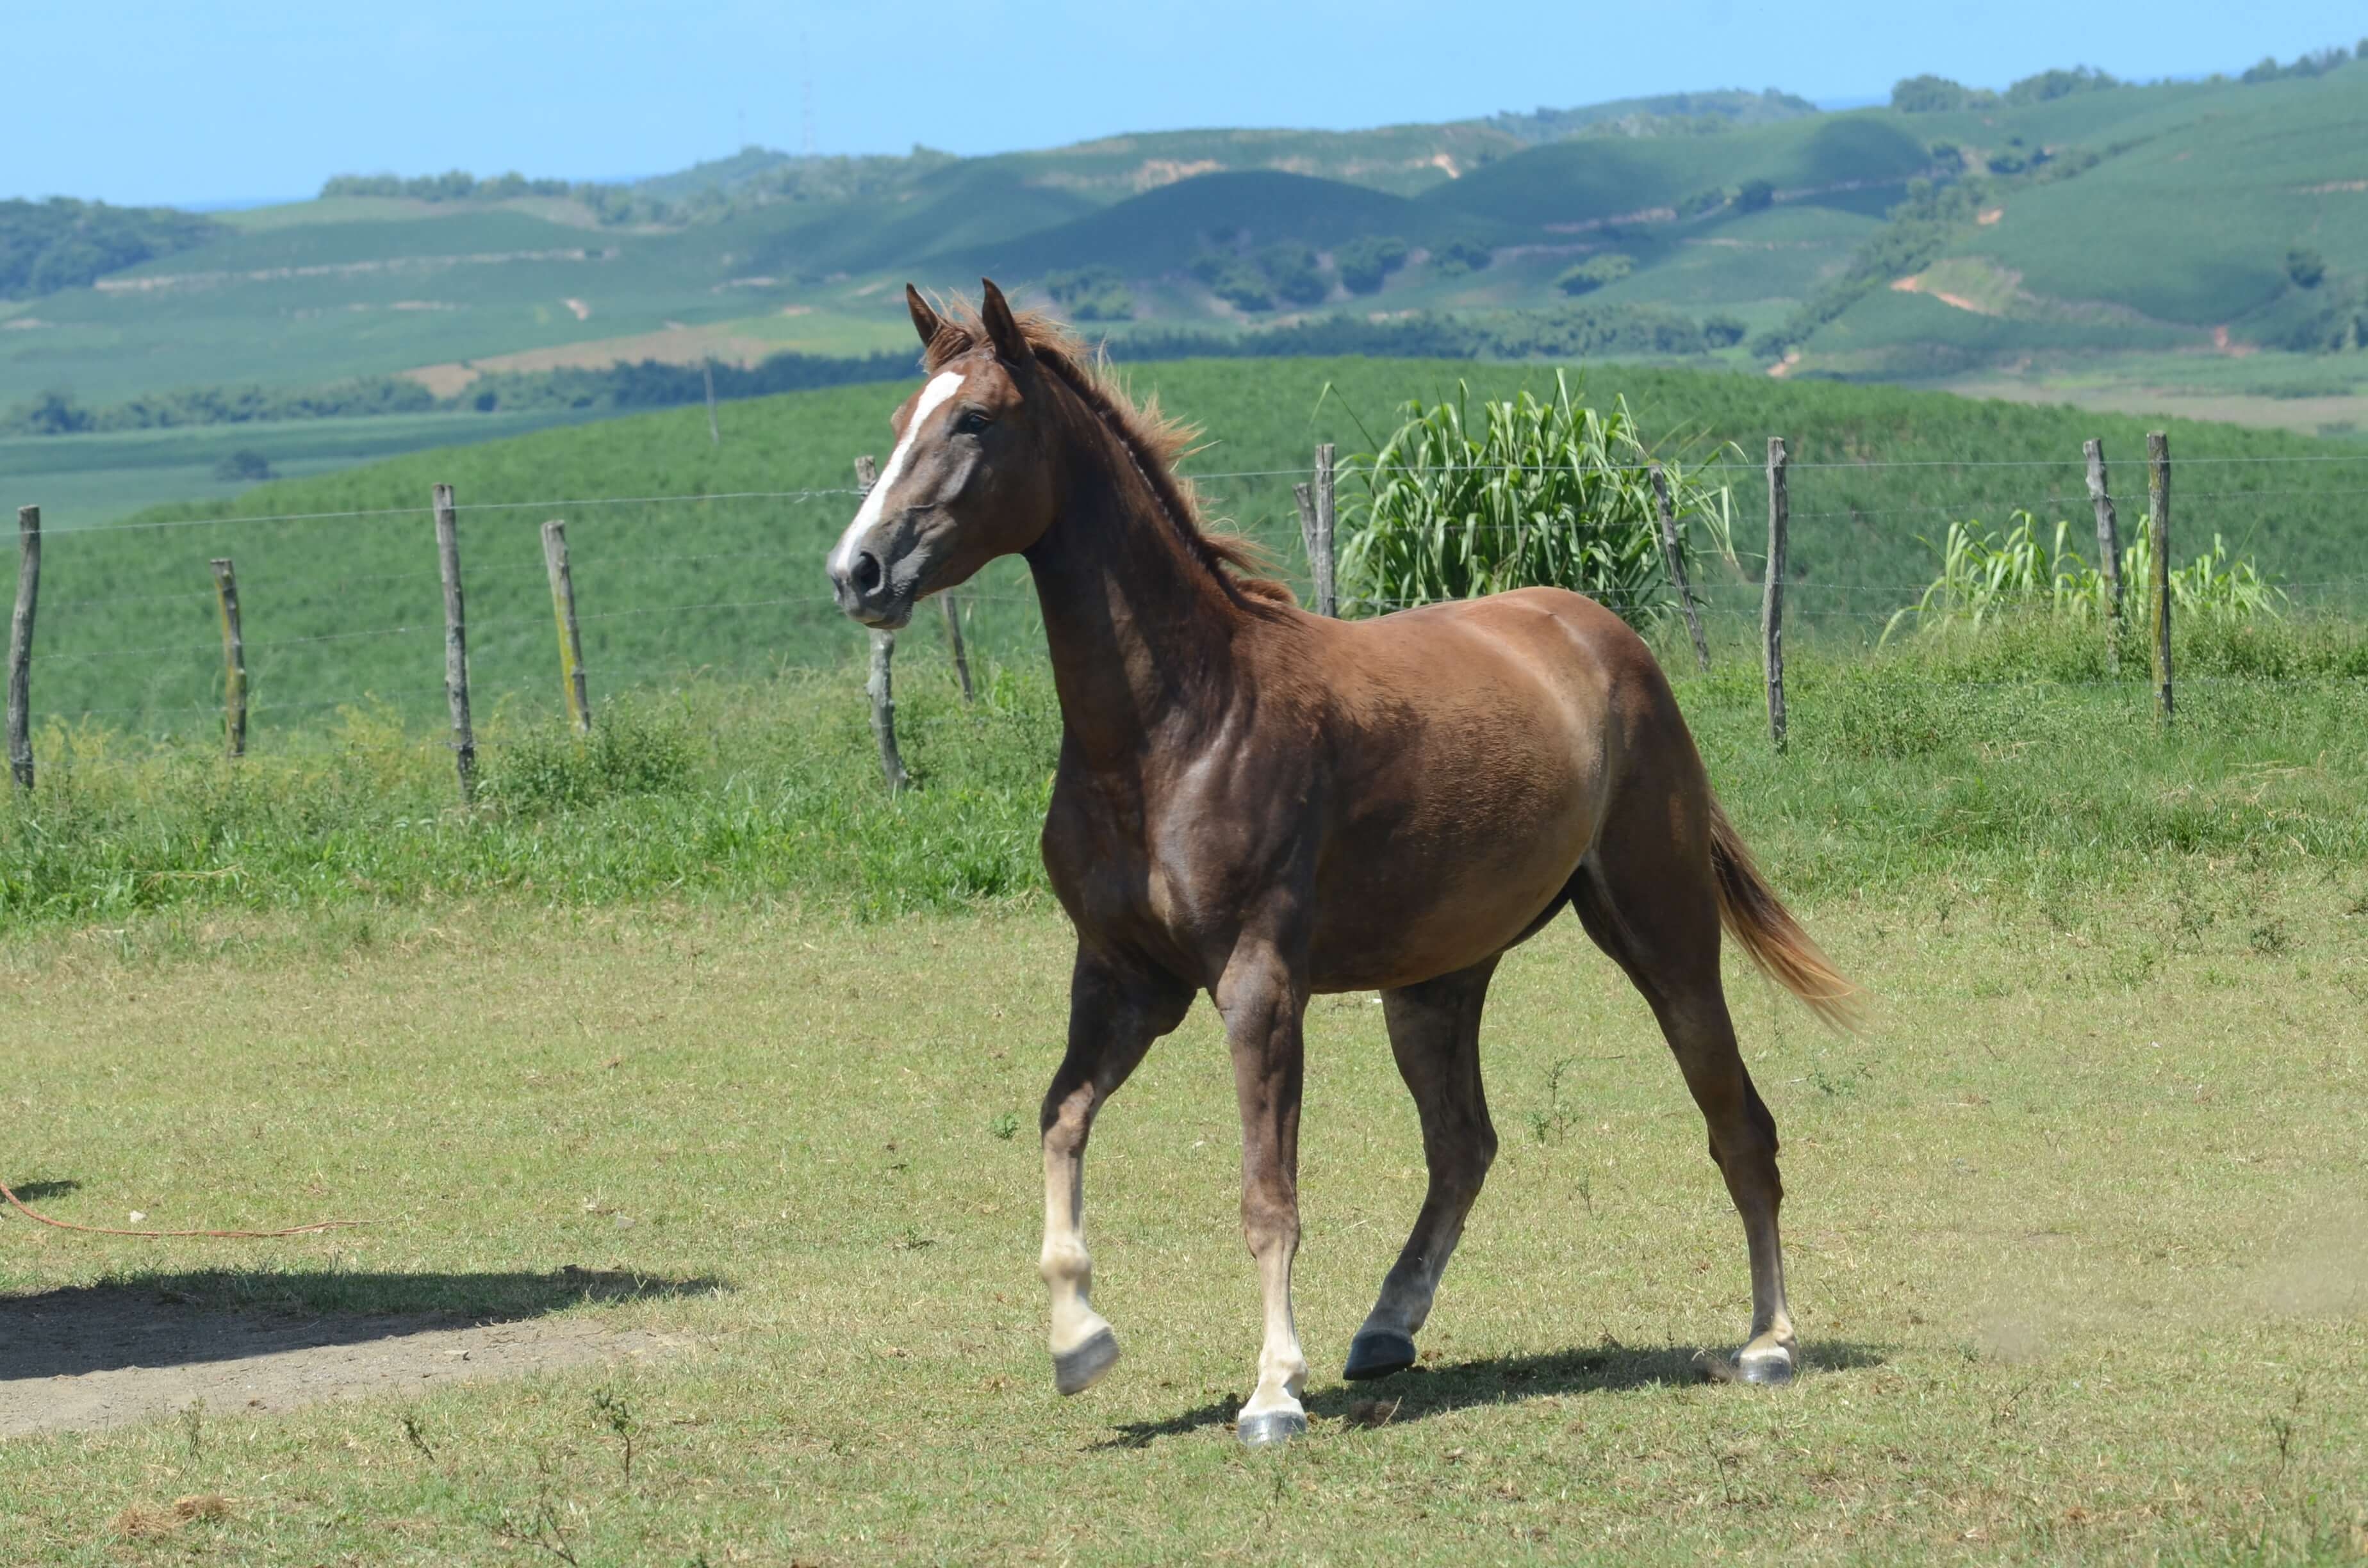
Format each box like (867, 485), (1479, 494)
(1808, 1061), (1870, 1098)
(988, 1110), (1021, 1141)
(491, 1488), (580, 1567)
(1528, 1056), (1583, 1145)
(590, 1386), (637, 1483)
(402, 1412), (436, 1463)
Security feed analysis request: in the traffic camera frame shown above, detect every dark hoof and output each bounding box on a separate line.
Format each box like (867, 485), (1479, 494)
(1052, 1328), (1121, 1396)
(1236, 1409), (1308, 1448)
(1737, 1348), (1795, 1386)
(1342, 1329), (1418, 1382)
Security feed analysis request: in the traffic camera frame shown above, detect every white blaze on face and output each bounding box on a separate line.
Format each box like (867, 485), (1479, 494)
(829, 370), (967, 578)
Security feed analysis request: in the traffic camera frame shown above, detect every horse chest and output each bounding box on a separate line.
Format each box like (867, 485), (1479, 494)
(1043, 771), (1294, 963)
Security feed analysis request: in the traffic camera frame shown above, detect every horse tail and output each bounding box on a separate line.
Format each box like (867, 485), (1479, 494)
(1707, 796), (1862, 1032)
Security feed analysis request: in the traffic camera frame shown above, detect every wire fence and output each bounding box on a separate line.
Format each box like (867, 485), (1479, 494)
(8, 441), (2367, 779)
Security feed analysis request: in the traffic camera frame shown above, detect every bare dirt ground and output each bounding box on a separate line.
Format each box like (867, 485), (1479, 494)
(0, 1285), (686, 1437)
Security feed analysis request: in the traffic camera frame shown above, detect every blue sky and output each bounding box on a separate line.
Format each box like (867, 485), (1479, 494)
(10, 0), (2365, 206)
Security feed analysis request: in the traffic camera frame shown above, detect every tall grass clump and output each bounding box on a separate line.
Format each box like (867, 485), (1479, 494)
(1885, 511), (2287, 643)
(1337, 372), (1735, 625)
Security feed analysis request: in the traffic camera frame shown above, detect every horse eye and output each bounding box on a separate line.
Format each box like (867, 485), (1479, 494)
(955, 409), (992, 436)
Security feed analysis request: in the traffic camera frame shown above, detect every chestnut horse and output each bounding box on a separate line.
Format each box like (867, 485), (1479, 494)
(828, 281), (1855, 1447)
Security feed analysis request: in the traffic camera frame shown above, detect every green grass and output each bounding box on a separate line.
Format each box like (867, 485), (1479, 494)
(0, 610), (2363, 1560)
(13, 358), (2366, 737)
(0, 870), (2361, 1562)
(4, 619), (2362, 930)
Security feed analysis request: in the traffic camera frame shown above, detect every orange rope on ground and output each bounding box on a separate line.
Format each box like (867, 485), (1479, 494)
(0, 1175), (370, 1238)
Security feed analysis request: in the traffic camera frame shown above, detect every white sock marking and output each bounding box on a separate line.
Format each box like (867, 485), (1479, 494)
(830, 370), (966, 576)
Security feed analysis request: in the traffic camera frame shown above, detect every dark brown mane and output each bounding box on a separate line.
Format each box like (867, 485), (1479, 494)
(920, 301), (1292, 605)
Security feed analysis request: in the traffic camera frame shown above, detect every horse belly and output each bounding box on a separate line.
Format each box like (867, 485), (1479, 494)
(1305, 772), (1596, 993)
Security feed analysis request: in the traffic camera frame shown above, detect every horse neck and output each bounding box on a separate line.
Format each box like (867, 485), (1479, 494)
(1024, 415), (1242, 766)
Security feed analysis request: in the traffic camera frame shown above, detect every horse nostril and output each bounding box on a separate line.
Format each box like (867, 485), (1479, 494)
(851, 551), (884, 596)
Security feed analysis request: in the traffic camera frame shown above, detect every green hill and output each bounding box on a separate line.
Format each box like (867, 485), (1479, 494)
(21, 358), (2359, 740)
(1424, 113), (1935, 229)
(1811, 65), (2368, 375)
(10, 54), (2368, 474)
(969, 171), (1447, 279)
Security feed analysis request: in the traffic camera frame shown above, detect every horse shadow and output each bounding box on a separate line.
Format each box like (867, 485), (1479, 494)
(0, 1266), (725, 1382)
(1094, 1339), (1890, 1450)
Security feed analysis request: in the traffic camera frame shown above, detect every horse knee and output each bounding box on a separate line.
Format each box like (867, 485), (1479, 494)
(1039, 1080), (1096, 1155)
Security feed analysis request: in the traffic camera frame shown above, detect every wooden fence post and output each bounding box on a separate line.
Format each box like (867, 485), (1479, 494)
(8, 505), (38, 792)
(853, 455), (908, 790)
(2083, 438), (2123, 672)
(541, 519), (591, 734)
(432, 482), (475, 803)
(940, 594), (974, 703)
(2146, 431), (2173, 723)
(1651, 463), (1711, 673)
(210, 557), (247, 758)
(703, 359), (721, 447)
(1293, 482), (1317, 587)
(1763, 438), (1789, 754)
(1312, 443), (1338, 617)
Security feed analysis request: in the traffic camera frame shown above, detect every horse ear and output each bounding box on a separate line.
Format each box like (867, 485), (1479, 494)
(906, 285), (941, 350)
(978, 278), (1032, 364)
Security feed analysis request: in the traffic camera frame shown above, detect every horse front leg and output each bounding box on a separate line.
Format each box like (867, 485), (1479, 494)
(1215, 942), (1311, 1447)
(1039, 947), (1192, 1396)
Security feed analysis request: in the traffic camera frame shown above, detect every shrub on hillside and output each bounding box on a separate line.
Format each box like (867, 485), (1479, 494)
(1735, 179), (1775, 213)
(1556, 254), (1636, 295)
(211, 450), (273, 484)
(1677, 188), (1729, 218)
(2003, 65), (2119, 104)
(1891, 74), (1997, 113)
(1262, 243), (1331, 307)
(1431, 238), (1495, 275)
(1188, 252), (1276, 312)
(1702, 313), (1747, 348)
(1335, 236), (1408, 294)
(2287, 247), (2326, 288)
(1043, 266), (1134, 321)
(2282, 282), (2368, 352)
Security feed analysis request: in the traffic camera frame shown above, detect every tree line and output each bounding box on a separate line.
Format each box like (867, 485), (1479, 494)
(0, 197), (224, 300)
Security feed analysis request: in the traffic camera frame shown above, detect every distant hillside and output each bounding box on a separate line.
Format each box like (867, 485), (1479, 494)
(8, 51), (2368, 430)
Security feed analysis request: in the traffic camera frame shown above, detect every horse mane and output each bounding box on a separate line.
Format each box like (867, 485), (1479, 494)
(919, 300), (1293, 606)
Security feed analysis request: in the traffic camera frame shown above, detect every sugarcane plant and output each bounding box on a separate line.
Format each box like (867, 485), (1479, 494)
(1884, 510), (2285, 642)
(1336, 372), (1736, 628)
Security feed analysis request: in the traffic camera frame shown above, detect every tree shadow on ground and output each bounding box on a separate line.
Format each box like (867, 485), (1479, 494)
(0, 1268), (725, 1381)
(1094, 1339), (1889, 1450)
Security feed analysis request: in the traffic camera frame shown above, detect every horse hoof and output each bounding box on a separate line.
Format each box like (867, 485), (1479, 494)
(1052, 1328), (1121, 1396)
(1236, 1409), (1308, 1448)
(1737, 1347), (1795, 1386)
(1342, 1329), (1418, 1382)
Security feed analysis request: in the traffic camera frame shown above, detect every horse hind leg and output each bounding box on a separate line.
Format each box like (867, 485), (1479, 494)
(1344, 958), (1501, 1382)
(1569, 845), (1798, 1385)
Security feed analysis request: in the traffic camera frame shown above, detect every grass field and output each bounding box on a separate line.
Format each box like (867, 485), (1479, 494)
(0, 608), (2364, 1559)
(14, 357), (2367, 740)
(0, 869), (2361, 1561)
